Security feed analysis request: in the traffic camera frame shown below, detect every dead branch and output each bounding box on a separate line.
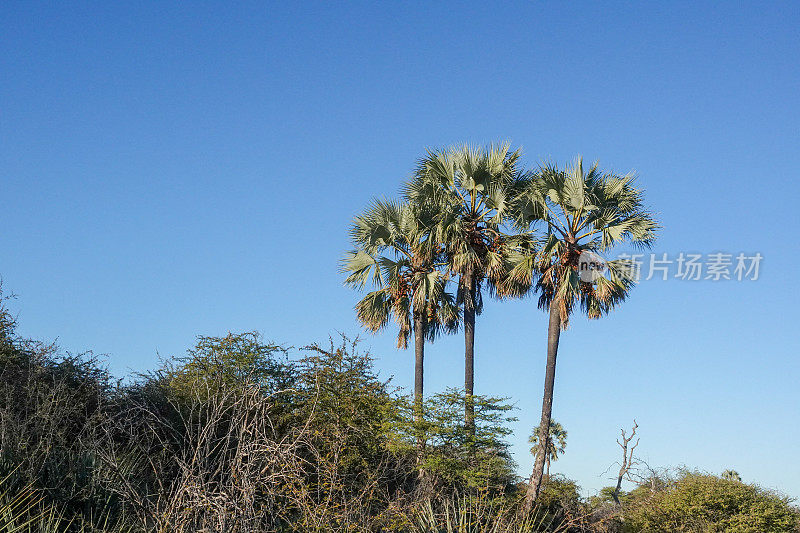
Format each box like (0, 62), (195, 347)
(612, 419), (639, 505)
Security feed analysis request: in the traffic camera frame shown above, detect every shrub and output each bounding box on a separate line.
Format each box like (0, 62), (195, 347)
(388, 389), (518, 494)
(624, 471), (800, 532)
(0, 294), (115, 525)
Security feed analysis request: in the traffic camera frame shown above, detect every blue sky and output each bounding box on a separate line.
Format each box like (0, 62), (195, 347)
(2, 2), (799, 498)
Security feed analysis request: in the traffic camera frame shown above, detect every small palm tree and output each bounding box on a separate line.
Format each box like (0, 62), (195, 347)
(405, 143), (529, 436)
(507, 158), (658, 511)
(529, 420), (567, 478)
(342, 199), (457, 449)
(722, 469), (742, 482)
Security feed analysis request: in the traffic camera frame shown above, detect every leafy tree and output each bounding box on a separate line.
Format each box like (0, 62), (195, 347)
(406, 143), (528, 436)
(342, 200), (458, 447)
(388, 388), (517, 491)
(529, 420), (567, 478)
(288, 336), (413, 521)
(167, 331), (292, 399)
(506, 158), (658, 509)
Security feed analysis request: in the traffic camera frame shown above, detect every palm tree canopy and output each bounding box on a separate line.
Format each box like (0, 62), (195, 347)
(506, 157), (659, 325)
(721, 469), (742, 482)
(529, 420), (568, 462)
(404, 142), (533, 303)
(342, 199), (458, 348)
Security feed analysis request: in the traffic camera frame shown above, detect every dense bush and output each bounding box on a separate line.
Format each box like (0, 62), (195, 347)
(0, 289), (798, 532)
(622, 472), (799, 532)
(0, 296), (115, 525)
(0, 290), (528, 531)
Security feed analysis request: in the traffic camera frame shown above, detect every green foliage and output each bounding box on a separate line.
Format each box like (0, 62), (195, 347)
(535, 475), (585, 526)
(289, 337), (408, 494)
(342, 200), (458, 347)
(505, 157), (659, 323)
(624, 472), (800, 532)
(405, 142), (532, 311)
(389, 389), (518, 491)
(0, 299), (115, 525)
(589, 486), (622, 507)
(2, 286), (799, 532)
(166, 331), (291, 398)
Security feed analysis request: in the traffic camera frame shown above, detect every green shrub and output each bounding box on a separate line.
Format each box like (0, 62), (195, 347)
(624, 472), (800, 532)
(0, 294), (117, 526)
(387, 388), (518, 493)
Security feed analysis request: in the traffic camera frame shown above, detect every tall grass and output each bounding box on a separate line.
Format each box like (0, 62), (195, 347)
(407, 492), (576, 533)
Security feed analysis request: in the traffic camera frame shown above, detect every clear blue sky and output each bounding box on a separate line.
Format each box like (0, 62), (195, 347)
(2, 2), (799, 499)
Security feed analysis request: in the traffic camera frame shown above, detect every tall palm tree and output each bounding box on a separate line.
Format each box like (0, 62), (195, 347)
(529, 420), (567, 478)
(506, 158), (658, 511)
(342, 199), (457, 449)
(405, 143), (528, 436)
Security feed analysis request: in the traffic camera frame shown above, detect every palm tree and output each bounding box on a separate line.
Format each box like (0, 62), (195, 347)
(342, 199), (457, 449)
(721, 469), (741, 482)
(529, 420), (567, 478)
(506, 158), (658, 511)
(405, 143), (528, 436)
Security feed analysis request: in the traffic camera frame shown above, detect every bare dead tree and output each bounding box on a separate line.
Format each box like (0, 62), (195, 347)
(611, 420), (639, 505)
(625, 458), (671, 497)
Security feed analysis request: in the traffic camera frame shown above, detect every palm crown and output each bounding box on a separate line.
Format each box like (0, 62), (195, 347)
(405, 142), (529, 301)
(507, 157), (659, 325)
(529, 420), (568, 463)
(342, 199), (457, 348)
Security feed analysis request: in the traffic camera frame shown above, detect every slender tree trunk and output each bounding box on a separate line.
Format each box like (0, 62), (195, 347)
(523, 300), (562, 513)
(612, 475), (623, 505)
(463, 270), (476, 439)
(612, 421), (637, 505)
(413, 313), (425, 452)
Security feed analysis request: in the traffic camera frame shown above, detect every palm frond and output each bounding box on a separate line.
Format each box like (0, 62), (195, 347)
(344, 197), (459, 343)
(509, 157), (658, 324)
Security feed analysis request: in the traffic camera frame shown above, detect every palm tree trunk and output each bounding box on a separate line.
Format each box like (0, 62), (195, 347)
(463, 270), (476, 439)
(523, 300), (562, 513)
(413, 313), (425, 452)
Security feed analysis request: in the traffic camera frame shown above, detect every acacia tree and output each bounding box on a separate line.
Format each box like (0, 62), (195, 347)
(506, 158), (658, 511)
(528, 420), (567, 478)
(342, 199), (457, 448)
(405, 143), (528, 436)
